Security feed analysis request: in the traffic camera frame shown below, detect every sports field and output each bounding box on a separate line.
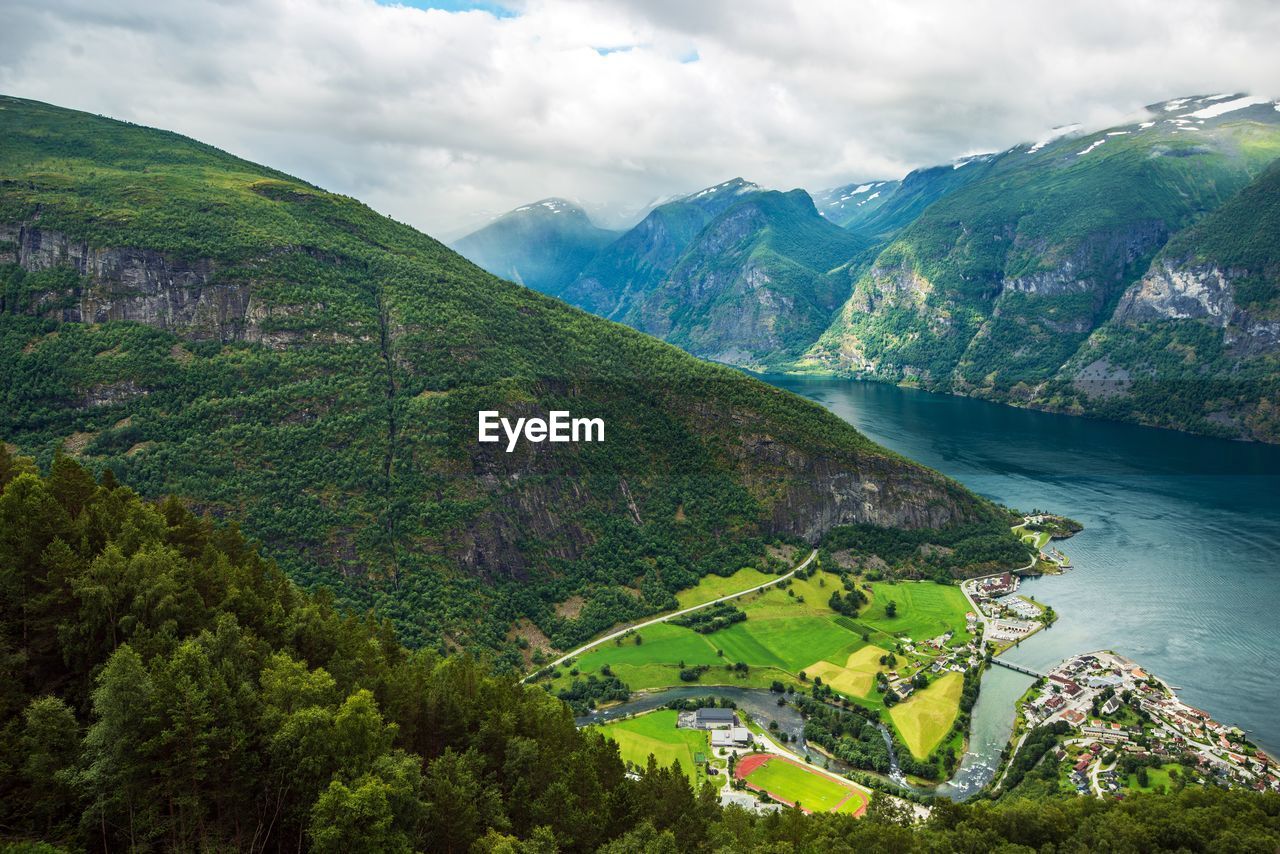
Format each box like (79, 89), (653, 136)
(735, 753), (869, 815)
(597, 710), (707, 784)
(888, 671), (964, 758)
(860, 581), (972, 643)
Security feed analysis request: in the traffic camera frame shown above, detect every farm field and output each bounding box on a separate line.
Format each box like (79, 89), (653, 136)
(676, 566), (777, 608)
(888, 671), (964, 759)
(803, 645), (884, 698)
(552, 574), (971, 703)
(550, 570), (871, 694)
(860, 581), (973, 644)
(595, 710), (709, 785)
(735, 753), (869, 815)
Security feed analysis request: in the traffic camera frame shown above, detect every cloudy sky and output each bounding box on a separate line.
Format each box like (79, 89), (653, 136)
(4, 0), (1279, 238)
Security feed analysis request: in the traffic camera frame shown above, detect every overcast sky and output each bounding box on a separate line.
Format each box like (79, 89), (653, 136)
(4, 0), (1279, 238)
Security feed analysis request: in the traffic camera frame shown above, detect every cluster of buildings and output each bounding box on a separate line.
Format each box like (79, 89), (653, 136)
(1019, 651), (1278, 795)
(682, 707), (754, 749)
(886, 632), (982, 702)
(961, 572), (1046, 648)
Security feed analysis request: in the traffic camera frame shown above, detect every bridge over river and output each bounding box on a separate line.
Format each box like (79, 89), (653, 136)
(990, 658), (1046, 679)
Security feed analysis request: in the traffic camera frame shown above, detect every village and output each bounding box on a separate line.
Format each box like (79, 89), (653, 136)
(960, 570), (1054, 651)
(1017, 651), (1278, 797)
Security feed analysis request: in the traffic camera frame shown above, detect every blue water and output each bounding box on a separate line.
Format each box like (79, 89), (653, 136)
(763, 375), (1280, 756)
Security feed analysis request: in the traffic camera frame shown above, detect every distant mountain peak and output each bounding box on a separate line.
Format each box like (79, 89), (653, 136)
(684, 177), (762, 200)
(508, 197), (590, 219)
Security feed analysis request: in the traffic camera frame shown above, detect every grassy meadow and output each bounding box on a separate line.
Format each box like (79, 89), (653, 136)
(595, 710), (709, 785)
(888, 671), (965, 759)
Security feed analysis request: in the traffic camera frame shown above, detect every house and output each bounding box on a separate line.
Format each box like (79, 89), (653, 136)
(695, 708), (737, 729)
(1075, 756), (1091, 772)
(1062, 709), (1086, 726)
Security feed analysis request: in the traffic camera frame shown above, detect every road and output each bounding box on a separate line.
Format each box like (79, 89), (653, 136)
(993, 730), (1029, 791)
(1090, 757), (1116, 797)
(524, 549), (817, 683)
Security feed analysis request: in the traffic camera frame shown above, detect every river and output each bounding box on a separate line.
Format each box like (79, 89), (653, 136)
(762, 375), (1280, 761)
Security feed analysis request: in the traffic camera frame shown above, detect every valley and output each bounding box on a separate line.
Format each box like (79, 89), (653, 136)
(537, 554), (981, 778)
(457, 93), (1280, 445)
(0, 95), (997, 660)
(4, 1), (1280, 849)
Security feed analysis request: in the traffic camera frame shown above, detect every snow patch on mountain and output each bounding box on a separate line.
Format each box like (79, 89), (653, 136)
(1077, 139), (1106, 156)
(1027, 123), (1081, 154)
(1184, 95), (1270, 119)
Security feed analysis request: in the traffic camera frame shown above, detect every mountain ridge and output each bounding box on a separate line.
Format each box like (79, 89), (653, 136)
(460, 93), (1280, 442)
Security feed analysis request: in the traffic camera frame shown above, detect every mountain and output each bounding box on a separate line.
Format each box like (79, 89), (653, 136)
(1042, 156), (1280, 440)
(451, 197), (618, 294)
(842, 156), (1000, 243)
(561, 180), (870, 367)
(0, 96), (998, 657)
(813, 179), (899, 229)
(562, 177), (766, 316)
(806, 94), (1280, 439)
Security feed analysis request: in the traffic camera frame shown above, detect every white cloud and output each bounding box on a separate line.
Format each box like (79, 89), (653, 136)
(2, 0), (1279, 237)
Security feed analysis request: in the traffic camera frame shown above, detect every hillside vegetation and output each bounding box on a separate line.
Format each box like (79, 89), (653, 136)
(804, 95), (1280, 440)
(0, 96), (1000, 660)
(2, 454), (1278, 852)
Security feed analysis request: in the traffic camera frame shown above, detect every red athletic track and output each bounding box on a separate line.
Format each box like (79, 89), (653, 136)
(732, 753), (869, 817)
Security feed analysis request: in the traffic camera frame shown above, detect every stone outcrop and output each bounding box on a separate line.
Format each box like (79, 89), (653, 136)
(0, 223), (355, 348)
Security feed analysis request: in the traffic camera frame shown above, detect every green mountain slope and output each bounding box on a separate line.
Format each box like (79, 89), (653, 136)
(451, 198), (618, 295)
(841, 156), (999, 243)
(616, 189), (869, 367)
(560, 181), (869, 367)
(561, 177), (764, 317)
(0, 96), (998, 658)
(1040, 157), (1280, 440)
(805, 94), (1280, 438)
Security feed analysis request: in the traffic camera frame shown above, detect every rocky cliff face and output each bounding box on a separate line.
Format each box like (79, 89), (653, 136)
(0, 223), (354, 348)
(1113, 260), (1280, 362)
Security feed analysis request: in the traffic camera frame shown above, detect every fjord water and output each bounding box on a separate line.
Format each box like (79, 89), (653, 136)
(765, 375), (1280, 759)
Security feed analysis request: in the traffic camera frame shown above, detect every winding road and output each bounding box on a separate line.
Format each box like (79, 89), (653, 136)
(523, 549), (818, 683)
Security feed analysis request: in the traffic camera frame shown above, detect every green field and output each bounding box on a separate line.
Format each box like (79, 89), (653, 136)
(1013, 525), (1052, 550)
(737, 754), (868, 814)
(1126, 763), (1183, 793)
(552, 570), (872, 694)
(888, 672), (964, 759)
(676, 567), (778, 608)
(554, 573), (971, 707)
(861, 582), (972, 644)
(596, 710), (709, 785)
